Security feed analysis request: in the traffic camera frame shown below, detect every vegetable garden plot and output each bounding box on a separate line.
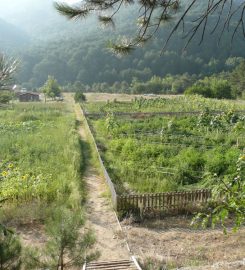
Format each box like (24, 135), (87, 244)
(87, 107), (245, 195)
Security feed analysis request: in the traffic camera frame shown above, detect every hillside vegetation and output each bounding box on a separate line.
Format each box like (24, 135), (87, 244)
(1, 1), (245, 91)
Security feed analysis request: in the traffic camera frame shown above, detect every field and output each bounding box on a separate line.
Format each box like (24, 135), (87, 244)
(0, 102), (83, 222)
(85, 96), (245, 194)
(83, 95), (245, 113)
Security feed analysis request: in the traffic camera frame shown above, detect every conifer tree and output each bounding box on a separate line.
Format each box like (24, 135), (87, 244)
(0, 224), (22, 270)
(24, 207), (99, 270)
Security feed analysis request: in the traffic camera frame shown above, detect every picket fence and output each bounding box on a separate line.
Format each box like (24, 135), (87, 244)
(117, 189), (211, 215)
(81, 106), (212, 215)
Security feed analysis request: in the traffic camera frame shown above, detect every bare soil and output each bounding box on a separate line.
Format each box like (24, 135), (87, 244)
(74, 101), (130, 260)
(121, 217), (245, 269)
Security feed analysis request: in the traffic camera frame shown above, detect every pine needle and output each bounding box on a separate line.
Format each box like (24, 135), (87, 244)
(98, 16), (115, 28)
(107, 41), (135, 56)
(54, 2), (89, 20)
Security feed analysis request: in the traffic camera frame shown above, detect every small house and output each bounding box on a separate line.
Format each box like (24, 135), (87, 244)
(18, 92), (40, 102)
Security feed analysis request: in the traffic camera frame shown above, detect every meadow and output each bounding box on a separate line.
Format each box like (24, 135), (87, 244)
(86, 96), (245, 194)
(0, 103), (83, 208)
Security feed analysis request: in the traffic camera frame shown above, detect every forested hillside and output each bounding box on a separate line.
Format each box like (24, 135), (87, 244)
(0, 18), (29, 50)
(1, 0), (245, 90)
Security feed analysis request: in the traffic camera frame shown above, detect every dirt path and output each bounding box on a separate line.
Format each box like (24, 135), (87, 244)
(72, 100), (130, 261)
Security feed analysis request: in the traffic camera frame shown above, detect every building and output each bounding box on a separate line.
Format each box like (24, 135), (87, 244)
(18, 92), (40, 102)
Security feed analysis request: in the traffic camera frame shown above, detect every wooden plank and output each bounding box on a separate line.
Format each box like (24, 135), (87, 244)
(131, 256), (143, 270)
(85, 259), (139, 270)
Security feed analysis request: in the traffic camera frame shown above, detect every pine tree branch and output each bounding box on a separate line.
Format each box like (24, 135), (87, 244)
(54, 0), (245, 54)
(54, 2), (90, 20)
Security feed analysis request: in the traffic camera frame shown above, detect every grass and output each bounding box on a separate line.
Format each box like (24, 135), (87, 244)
(0, 102), (84, 223)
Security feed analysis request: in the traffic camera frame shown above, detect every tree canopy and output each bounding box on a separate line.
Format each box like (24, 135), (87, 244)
(42, 76), (62, 100)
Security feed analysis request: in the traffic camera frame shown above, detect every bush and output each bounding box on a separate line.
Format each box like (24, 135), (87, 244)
(74, 90), (86, 103)
(185, 77), (234, 99)
(185, 84), (212, 98)
(0, 91), (12, 104)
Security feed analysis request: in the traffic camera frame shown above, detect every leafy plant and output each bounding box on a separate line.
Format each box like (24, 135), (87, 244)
(193, 155), (245, 231)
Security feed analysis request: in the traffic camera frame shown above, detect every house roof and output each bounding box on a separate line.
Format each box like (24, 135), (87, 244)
(18, 92), (40, 96)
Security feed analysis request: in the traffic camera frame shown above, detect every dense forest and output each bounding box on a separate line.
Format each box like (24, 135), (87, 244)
(1, 0), (245, 95)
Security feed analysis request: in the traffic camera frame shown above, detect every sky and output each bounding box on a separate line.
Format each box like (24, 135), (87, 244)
(60, 0), (80, 3)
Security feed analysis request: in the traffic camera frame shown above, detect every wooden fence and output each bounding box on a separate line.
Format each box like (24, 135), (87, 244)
(81, 106), (212, 216)
(117, 190), (212, 215)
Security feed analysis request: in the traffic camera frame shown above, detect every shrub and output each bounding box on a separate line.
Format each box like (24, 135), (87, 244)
(74, 90), (86, 103)
(0, 91), (12, 104)
(185, 78), (233, 99)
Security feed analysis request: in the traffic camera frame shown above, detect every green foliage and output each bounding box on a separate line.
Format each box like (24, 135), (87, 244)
(0, 225), (21, 270)
(185, 77), (234, 99)
(42, 76), (61, 100)
(0, 103), (83, 205)
(0, 161), (51, 202)
(24, 207), (98, 270)
(2, 0), (245, 90)
(0, 102), (90, 270)
(74, 90), (86, 103)
(193, 155), (245, 231)
(185, 84), (212, 98)
(0, 91), (12, 104)
(87, 98), (245, 194)
(230, 60), (245, 98)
